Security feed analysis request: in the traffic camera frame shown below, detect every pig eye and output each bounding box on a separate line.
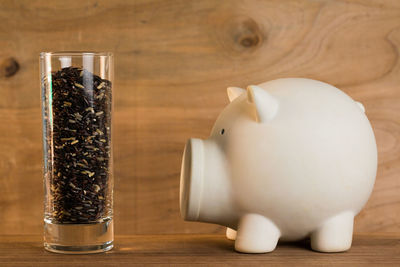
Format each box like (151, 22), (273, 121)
(220, 129), (225, 135)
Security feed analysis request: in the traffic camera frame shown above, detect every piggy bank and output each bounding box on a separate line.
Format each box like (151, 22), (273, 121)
(179, 78), (377, 253)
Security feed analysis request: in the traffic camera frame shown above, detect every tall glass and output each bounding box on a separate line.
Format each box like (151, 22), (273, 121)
(40, 52), (113, 254)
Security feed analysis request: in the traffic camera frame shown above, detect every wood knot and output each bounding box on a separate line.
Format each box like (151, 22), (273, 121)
(234, 18), (262, 49)
(217, 16), (265, 54)
(239, 34), (260, 48)
(0, 57), (19, 78)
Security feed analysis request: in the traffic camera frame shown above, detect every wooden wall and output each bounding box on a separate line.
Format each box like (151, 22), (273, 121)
(0, 0), (399, 235)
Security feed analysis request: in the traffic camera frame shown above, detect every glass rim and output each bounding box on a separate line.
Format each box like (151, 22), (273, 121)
(40, 51), (113, 57)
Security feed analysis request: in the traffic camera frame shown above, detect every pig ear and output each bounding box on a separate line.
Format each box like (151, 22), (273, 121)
(247, 85), (279, 122)
(227, 87), (246, 102)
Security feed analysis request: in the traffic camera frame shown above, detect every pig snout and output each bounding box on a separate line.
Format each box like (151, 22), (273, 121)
(180, 138), (236, 226)
(180, 138), (204, 221)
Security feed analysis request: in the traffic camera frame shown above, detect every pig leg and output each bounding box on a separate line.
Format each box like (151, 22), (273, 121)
(226, 227), (237, 240)
(310, 211), (354, 252)
(235, 214), (280, 253)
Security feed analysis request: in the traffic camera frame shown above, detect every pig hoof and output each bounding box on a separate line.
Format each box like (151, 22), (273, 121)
(235, 214), (280, 253)
(226, 227), (237, 240)
(311, 211), (354, 252)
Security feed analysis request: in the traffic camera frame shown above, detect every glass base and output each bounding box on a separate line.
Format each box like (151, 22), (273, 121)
(44, 241), (113, 254)
(44, 217), (113, 254)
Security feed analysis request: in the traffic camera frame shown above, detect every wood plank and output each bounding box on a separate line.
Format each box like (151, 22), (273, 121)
(0, 234), (398, 266)
(0, 0), (399, 235)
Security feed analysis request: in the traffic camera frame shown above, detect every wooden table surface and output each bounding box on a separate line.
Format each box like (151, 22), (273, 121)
(0, 234), (398, 266)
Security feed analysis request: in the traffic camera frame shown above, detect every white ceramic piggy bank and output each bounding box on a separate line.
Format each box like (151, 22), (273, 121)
(180, 78), (377, 253)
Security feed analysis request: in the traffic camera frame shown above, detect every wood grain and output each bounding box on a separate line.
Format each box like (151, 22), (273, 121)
(0, 234), (399, 266)
(0, 0), (399, 235)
